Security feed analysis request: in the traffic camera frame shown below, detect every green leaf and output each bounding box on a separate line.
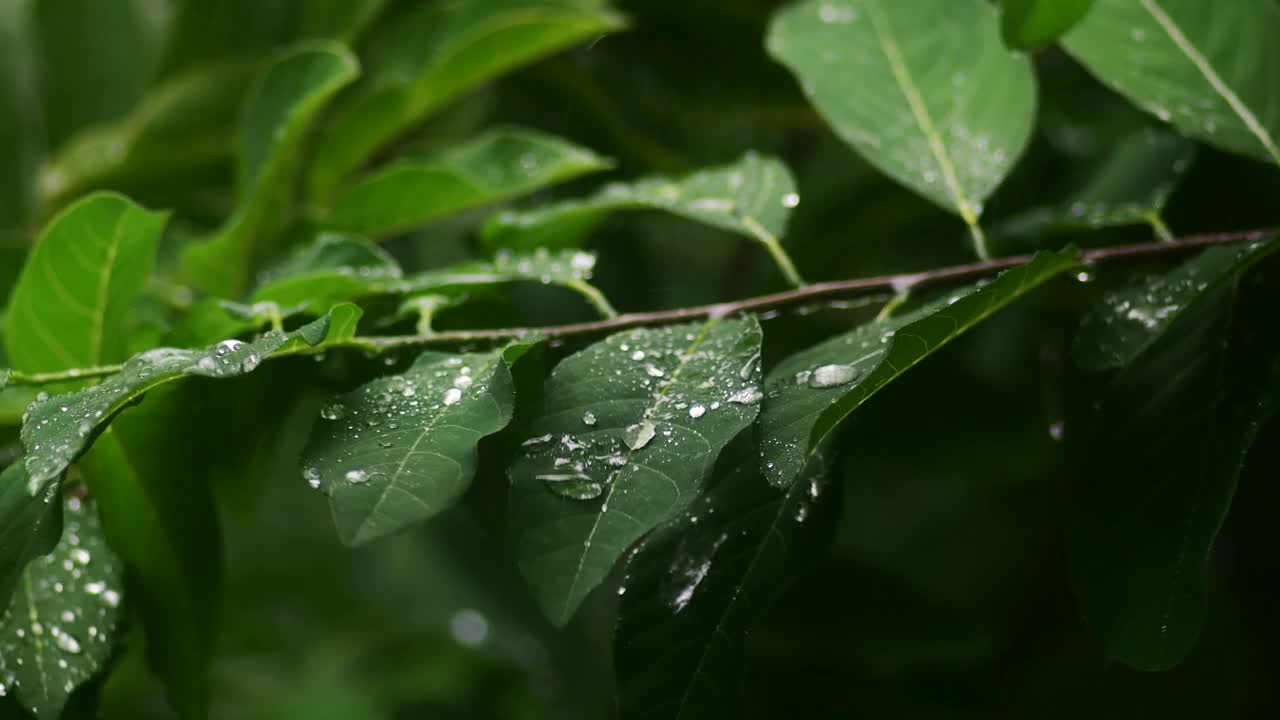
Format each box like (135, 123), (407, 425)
(0, 493), (124, 719)
(38, 60), (256, 213)
(0, 463), (61, 611)
(20, 310), (357, 491)
(767, 0), (1036, 255)
(614, 444), (840, 720)
(484, 152), (798, 251)
(308, 0), (625, 200)
(1072, 237), (1280, 371)
(761, 249), (1077, 488)
(299, 0), (387, 41)
(1068, 246), (1280, 669)
(181, 43), (359, 297)
(400, 248), (614, 318)
(302, 345), (529, 545)
(999, 129), (1193, 239)
(33, 0), (164, 145)
(0, 3), (41, 228)
(4, 192), (168, 371)
(1061, 0), (1280, 166)
(252, 233), (403, 313)
(509, 316), (764, 625)
(324, 127), (610, 237)
(1000, 0), (1096, 50)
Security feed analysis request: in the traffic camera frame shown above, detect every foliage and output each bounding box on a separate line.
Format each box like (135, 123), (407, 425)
(1, 0), (1279, 718)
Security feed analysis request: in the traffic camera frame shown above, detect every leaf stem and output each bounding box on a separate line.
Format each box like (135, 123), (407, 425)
(740, 216), (805, 287)
(566, 279), (619, 319)
(3, 228), (1273, 385)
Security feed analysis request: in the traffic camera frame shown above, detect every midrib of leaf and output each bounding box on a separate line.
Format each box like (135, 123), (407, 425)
(89, 209), (129, 365)
(865, 2), (979, 228)
(561, 317), (719, 622)
(356, 352), (503, 542)
(1139, 0), (1280, 166)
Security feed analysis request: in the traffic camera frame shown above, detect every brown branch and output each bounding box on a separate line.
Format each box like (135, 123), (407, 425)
(4, 228), (1274, 385)
(364, 228), (1276, 350)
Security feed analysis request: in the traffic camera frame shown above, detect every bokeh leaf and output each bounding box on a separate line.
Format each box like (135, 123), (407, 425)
(38, 60), (256, 213)
(302, 344), (528, 545)
(252, 233), (403, 313)
(324, 128), (610, 237)
(1062, 0), (1280, 166)
(308, 0), (625, 200)
(767, 0), (1036, 255)
(4, 192), (167, 371)
(761, 249), (1077, 488)
(182, 43), (359, 297)
(999, 129), (1194, 240)
(1069, 240), (1280, 669)
(510, 316), (763, 625)
(0, 494), (124, 719)
(1000, 0), (1096, 50)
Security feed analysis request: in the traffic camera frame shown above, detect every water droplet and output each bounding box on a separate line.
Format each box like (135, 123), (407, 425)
(688, 404), (706, 419)
(808, 364), (857, 388)
(793, 370), (812, 385)
(101, 590), (120, 608)
(85, 581), (105, 595)
(214, 339), (243, 356)
(442, 388), (463, 405)
(303, 466), (322, 489)
(582, 411), (597, 426)
(643, 364), (665, 378)
(522, 433), (554, 447)
(320, 402), (346, 420)
(69, 548), (90, 565)
(727, 386), (762, 404)
(452, 375), (473, 390)
(1048, 420), (1065, 441)
(55, 633), (81, 654)
(624, 420), (656, 450)
(631, 350), (646, 361)
(781, 192), (801, 208)
(345, 469), (369, 484)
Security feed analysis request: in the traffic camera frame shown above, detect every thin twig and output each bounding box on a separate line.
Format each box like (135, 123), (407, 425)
(3, 228), (1274, 384)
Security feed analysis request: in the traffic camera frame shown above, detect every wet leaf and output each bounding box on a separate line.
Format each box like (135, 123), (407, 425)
(303, 342), (536, 545)
(20, 309), (358, 492)
(1062, 0), (1280, 166)
(1000, 0), (1096, 50)
(761, 249), (1077, 488)
(0, 494), (124, 719)
(614, 444), (839, 720)
(483, 152), (797, 252)
(4, 192), (167, 372)
(324, 127), (611, 237)
(510, 316), (763, 625)
(308, 0), (625, 200)
(768, 0), (1036, 239)
(1073, 236), (1280, 370)
(0, 464), (61, 611)
(1069, 251), (1280, 669)
(182, 43), (359, 296)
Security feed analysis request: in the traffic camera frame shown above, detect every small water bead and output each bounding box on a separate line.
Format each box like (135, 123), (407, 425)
(794, 370), (811, 385)
(688, 404), (706, 419)
(631, 350), (645, 361)
(452, 375), (474, 389)
(727, 386), (762, 404)
(54, 632), (82, 654)
(442, 388), (463, 405)
(303, 467), (322, 489)
(522, 433), (554, 447)
(781, 191), (801, 208)
(319, 402), (346, 420)
(102, 590), (121, 608)
(808, 364), (857, 388)
(85, 581), (106, 595)
(345, 469), (369, 484)
(643, 364), (665, 378)
(582, 411), (597, 426)
(214, 339), (243, 356)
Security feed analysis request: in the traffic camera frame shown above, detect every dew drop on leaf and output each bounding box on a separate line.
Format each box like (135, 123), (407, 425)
(808, 364), (858, 388)
(624, 420), (656, 450)
(345, 469), (369, 484)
